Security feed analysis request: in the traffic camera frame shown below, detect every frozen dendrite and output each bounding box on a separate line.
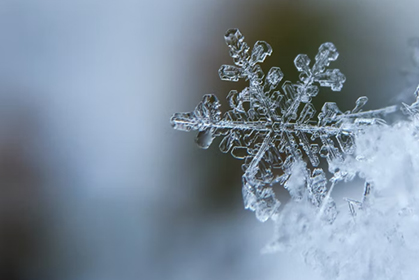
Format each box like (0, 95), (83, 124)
(402, 85), (419, 131)
(170, 29), (396, 222)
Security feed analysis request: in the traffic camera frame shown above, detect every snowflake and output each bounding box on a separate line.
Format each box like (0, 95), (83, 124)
(170, 29), (396, 222)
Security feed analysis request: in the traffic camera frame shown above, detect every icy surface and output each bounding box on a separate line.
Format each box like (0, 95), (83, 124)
(171, 29), (396, 222)
(266, 121), (419, 280)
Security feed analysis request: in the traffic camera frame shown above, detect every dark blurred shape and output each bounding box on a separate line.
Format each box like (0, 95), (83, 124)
(0, 90), (43, 280)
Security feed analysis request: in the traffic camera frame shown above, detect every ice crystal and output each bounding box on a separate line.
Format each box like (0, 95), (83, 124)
(402, 85), (419, 131)
(170, 29), (396, 222)
(269, 115), (419, 280)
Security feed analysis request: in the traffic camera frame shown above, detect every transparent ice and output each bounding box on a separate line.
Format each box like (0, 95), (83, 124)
(171, 29), (396, 222)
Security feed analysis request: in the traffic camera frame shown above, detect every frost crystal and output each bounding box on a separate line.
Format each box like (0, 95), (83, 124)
(170, 29), (396, 222)
(402, 85), (419, 130)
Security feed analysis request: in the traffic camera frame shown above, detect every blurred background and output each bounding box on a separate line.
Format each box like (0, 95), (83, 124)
(0, 0), (418, 279)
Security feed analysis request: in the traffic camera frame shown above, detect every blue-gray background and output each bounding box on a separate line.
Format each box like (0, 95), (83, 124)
(0, 0), (417, 279)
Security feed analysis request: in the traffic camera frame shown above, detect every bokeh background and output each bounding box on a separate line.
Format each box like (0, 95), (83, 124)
(0, 0), (418, 279)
